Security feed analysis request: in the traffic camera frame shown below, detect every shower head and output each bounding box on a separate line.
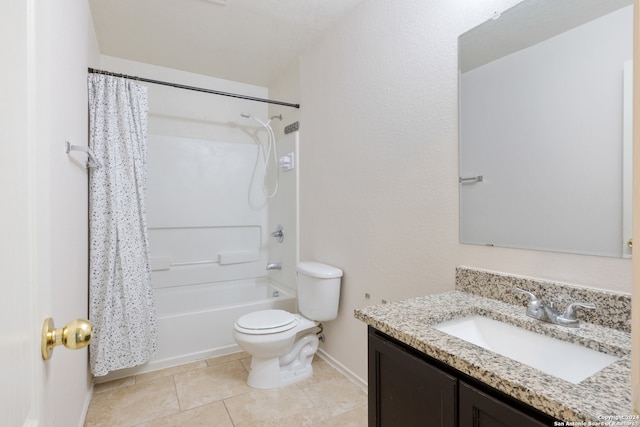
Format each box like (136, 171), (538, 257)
(241, 112), (269, 128)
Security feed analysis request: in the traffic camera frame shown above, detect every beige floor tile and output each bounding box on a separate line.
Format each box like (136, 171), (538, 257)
(239, 356), (252, 372)
(134, 401), (234, 427)
(225, 385), (325, 427)
(315, 405), (368, 427)
(298, 359), (368, 418)
(84, 376), (180, 427)
(93, 376), (136, 394)
(174, 360), (252, 410)
(86, 354), (369, 427)
(135, 360), (208, 384)
(206, 351), (249, 367)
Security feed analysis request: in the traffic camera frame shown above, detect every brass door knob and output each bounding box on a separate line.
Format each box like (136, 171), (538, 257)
(41, 317), (92, 360)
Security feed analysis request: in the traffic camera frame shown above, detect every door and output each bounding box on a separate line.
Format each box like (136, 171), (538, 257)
(1, 0), (51, 425)
(368, 328), (457, 427)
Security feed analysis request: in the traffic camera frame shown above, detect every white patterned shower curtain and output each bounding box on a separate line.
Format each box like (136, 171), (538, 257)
(88, 74), (158, 376)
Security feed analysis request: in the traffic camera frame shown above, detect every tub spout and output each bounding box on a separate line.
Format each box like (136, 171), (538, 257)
(266, 262), (282, 270)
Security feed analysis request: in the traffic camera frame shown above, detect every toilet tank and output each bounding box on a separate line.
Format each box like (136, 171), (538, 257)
(296, 261), (343, 321)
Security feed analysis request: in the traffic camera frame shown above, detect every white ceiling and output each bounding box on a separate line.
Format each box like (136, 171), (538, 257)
(89, 0), (365, 87)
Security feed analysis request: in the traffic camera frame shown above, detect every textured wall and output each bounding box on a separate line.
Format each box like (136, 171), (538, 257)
(297, 0), (631, 384)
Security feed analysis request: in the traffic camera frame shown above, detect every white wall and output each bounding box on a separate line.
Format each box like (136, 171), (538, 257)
(297, 0), (632, 385)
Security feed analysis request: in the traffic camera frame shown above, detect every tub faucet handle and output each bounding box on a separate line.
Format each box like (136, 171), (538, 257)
(271, 225), (284, 242)
(266, 262), (282, 270)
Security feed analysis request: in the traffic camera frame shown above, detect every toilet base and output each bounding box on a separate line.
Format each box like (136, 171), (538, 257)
(246, 332), (319, 389)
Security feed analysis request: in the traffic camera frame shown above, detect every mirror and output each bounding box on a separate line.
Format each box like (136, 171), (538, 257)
(458, 0), (633, 258)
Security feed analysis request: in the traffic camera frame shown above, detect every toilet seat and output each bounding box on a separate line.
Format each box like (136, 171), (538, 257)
(235, 309), (297, 335)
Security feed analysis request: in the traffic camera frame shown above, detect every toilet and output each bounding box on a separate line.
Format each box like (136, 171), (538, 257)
(233, 261), (343, 389)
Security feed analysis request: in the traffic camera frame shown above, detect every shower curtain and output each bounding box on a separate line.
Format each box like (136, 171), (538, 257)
(88, 74), (158, 376)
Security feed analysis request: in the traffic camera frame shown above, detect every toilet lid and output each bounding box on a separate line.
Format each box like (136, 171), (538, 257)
(236, 309), (296, 331)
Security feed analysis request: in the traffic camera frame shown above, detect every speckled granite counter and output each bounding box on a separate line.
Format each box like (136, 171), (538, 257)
(355, 290), (633, 423)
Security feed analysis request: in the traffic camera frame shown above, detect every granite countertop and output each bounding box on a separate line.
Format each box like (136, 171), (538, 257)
(355, 290), (633, 423)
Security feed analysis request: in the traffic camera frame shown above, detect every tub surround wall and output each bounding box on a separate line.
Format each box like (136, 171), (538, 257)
(146, 134), (268, 288)
(99, 57), (272, 288)
(268, 63), (301, 294)
(456, 267), (632, 332)
(263, 131), (300, 294)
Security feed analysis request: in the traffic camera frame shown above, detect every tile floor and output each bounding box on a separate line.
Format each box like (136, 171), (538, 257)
(84, 352), (368, 427)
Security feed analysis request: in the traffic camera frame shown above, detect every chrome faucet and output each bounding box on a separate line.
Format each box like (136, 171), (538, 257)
(271, 225), (284, 243)
(266, 262), (282, 270)
(514, 288), (596, 328)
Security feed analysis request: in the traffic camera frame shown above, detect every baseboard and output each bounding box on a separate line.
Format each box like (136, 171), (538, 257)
(79, 385), (93, 427)
(316, 348), (368, 393)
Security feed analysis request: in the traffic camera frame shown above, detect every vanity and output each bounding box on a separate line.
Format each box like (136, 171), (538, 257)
(355, 267), (632, 426)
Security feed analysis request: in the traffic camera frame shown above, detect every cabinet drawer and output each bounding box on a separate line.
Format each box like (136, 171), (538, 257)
(459, 382), (548, 427)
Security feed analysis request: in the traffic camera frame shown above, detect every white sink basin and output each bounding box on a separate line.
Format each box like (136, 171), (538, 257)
(433, 315), (618, 384)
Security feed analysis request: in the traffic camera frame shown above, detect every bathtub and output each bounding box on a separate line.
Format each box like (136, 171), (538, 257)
(95, 278), (296, 383)
(153, 278), (296, 365)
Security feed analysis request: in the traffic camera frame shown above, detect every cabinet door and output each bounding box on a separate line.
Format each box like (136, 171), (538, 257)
(369, 329), (457, 427)
(459, 382), (548, 427)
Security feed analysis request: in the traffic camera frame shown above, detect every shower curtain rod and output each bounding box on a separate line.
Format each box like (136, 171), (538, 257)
(87, 68), (300, 109)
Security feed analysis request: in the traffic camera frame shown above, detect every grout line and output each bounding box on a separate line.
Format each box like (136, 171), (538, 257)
(172, 373), (184, 412)
(221, 399), (237, 427)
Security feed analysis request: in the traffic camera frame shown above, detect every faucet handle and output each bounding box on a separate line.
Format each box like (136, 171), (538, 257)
(514, 288), (541, 308)
(561, 302), (596, 321)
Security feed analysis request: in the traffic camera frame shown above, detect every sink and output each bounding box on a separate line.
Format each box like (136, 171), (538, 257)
(433, 315), (618, 384)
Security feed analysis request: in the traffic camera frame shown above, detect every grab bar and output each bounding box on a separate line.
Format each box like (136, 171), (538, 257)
(150, 252), (260, 271)
(171, 259), (219, 267)
(66, 141), (102, 168)
(459, 175), (483, 184)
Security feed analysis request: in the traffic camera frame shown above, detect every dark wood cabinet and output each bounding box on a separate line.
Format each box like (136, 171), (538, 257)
(369, 327), (457, 426)
(368, 327), (557, 427)
(459, 382), (548, 427)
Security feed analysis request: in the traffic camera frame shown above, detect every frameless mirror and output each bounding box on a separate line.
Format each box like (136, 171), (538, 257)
(458, 0), (633, 258)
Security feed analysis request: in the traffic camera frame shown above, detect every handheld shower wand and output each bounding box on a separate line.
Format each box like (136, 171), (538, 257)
(241, 113), (282, 198)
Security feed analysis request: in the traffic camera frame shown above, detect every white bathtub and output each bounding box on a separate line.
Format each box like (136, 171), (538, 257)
(154, 278), (296, 364)
(96, 278), (296, 382)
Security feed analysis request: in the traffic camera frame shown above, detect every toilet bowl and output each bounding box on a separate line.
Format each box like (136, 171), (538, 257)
(232, 261), (343, 389)
(233, 310), (320, 388)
